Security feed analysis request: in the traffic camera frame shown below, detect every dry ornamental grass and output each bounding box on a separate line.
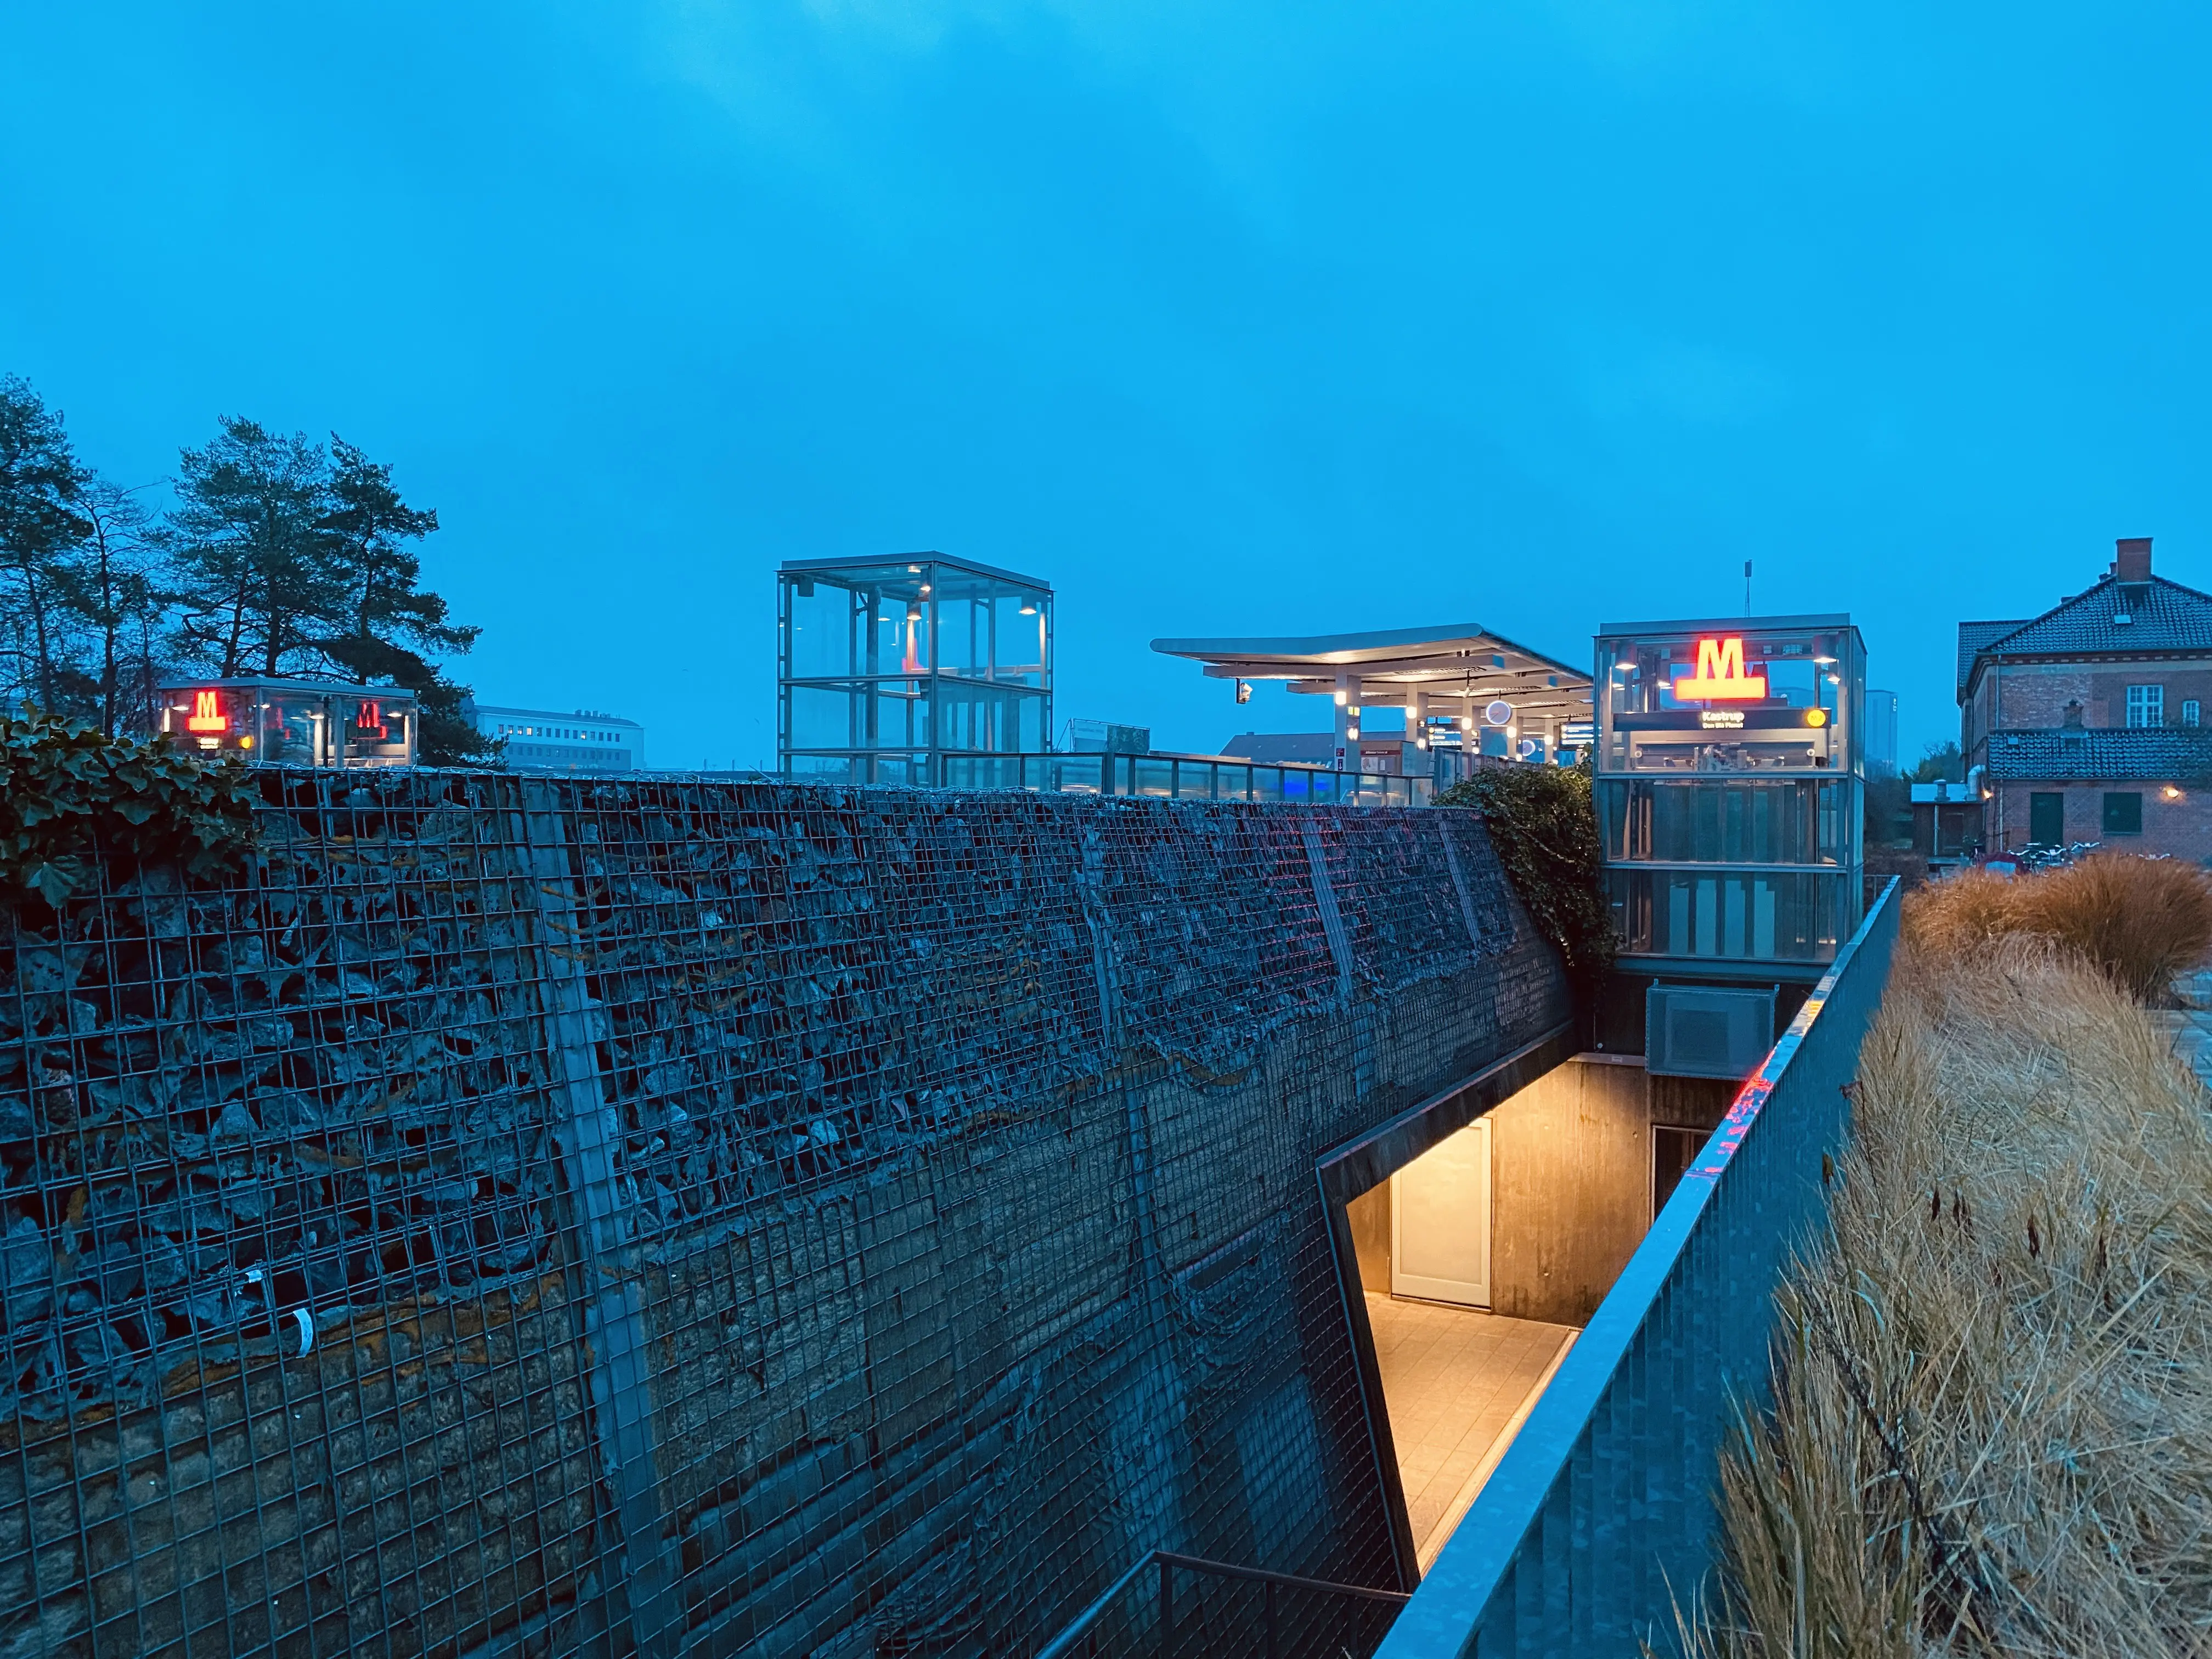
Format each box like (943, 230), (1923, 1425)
(1904, 855), (2212, 1004)
(1688, 876), (2212, 1657)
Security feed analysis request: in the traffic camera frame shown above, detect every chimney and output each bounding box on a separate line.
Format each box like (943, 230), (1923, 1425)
(2115, 537), (2152, 583)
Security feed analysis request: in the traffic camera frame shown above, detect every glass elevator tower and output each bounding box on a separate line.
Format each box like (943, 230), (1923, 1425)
(1594, 613), (1866, 981)
(778, 554), (1053, 785)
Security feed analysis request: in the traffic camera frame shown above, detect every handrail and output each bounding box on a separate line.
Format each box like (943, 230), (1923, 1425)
(1376, 878), (1903, 1657)
(932, 749), (1438, 806)
(1034, 1549), (1410, 1659)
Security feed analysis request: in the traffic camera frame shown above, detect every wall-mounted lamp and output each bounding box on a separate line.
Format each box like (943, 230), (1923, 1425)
(2165, 785), (2185, 800)
(1334, 689), (1348, 706)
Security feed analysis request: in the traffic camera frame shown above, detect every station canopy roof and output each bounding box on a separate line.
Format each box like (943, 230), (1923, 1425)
(1151, 623), (1594, 724)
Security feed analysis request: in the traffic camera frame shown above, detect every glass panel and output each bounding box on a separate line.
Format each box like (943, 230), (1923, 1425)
(993, 592), (1049, 685)
(1598, 626), (1854, 775)
(789, 684), (867, 751)
(1606, 870), (1853, 962)
(785, 566), (932, 679)
(340, 695), (411, 764)
(1598, 780), (1852, 865)
(933, 592), (984, 677)
(257, 691), (322, 765)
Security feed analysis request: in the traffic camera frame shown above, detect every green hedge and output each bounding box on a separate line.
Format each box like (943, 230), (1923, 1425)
(1436, 759), (1613, 993)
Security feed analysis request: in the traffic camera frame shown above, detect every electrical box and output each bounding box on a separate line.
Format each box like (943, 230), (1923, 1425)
(1645, 983), (1777, 1080)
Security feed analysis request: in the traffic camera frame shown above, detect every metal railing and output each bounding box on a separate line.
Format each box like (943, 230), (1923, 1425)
(1374, 878), (1903, 1658)
(935, 750), (1435, 805)
(1037, 1550), (1410, 1659)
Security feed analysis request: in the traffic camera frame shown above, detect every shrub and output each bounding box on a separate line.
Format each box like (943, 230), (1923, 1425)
(0, 709), (258, 907)
(1435, 758), (1612, 992)
(1903, 854), (2212, 1003)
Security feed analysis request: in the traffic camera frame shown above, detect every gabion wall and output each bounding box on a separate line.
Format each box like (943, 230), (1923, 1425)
(0, 773), (1568, 1659)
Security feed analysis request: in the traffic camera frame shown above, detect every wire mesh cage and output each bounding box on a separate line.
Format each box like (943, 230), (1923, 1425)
(0, 772), (1567, 1659)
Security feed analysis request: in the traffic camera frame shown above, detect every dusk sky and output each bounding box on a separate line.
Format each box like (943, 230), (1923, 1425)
(4, 3), (2208, 767)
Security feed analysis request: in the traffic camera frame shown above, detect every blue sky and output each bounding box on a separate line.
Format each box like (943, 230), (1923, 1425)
(4, 3), (2208, 766)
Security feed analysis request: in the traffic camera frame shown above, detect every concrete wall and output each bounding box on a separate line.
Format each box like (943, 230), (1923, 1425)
(1347, 1060), (1737, 1329)
(1486, 1058), (1651, 1325)
(0, 773), (1568, 1659)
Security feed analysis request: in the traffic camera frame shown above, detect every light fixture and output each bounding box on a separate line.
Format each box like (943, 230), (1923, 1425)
(1805, 708), (1829, 728)
(1460, 715), (1474, 731)
(2165, 786), (2184, 800)
(1019, 602), (1036, 616)
(1346, 725), (1360, 740)
(907, 564), (922, 573)
(919, 584), (932, 595)
(1334, 689), (1348, 706)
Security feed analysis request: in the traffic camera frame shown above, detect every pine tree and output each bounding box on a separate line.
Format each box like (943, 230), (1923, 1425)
(164, 417), (347, 679)
(317, 437), (500, 765)
(0, 377), (91, 714)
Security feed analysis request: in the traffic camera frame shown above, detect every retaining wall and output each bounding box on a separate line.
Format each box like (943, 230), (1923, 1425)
(0, 773), (1569, 1659)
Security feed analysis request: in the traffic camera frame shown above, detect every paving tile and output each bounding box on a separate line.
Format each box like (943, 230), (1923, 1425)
(1364, 1293), (1576, 1561)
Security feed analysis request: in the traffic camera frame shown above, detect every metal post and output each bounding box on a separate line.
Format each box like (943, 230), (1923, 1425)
(1159, 1556), (1175, 1657)
(1265, 1578), (1277, 1659)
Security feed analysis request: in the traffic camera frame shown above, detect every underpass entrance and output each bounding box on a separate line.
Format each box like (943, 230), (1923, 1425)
(1321, 1037), (1737, 1581)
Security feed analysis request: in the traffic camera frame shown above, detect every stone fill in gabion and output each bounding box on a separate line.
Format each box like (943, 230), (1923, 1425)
(0, 770), (1566, 1659)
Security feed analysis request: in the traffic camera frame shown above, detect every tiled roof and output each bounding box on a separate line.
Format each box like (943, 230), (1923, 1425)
(1984, 727), (2212, 782)
(1975, 575), (2212, 667)
(1957, 619), (2026, 695)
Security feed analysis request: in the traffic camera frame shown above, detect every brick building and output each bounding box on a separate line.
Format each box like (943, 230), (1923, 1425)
(1960, 537), (2212, 861)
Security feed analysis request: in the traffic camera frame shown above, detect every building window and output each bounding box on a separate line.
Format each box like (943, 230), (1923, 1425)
(2103, 791), (2144, 835)
(2186, 700), (2202, 729)
(2126, 684), (2164, 727)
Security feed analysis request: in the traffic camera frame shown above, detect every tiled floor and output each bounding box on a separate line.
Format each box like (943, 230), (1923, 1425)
(1365, 1293), (1577, 1568)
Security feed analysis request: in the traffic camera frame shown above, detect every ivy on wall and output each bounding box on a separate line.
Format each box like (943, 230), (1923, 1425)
(1437, 759), (1614, 994)
(0, 710), (258, 907)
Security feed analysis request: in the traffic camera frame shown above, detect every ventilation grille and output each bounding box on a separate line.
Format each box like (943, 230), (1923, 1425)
(1646, 984), (1777, 1079)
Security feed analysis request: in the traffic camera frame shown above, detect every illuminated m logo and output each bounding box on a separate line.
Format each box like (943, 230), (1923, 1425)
(1674, 636), (1767, 699)
(185, 690), (227, 732)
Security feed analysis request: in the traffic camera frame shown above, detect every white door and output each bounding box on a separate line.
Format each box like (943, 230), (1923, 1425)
(1390, 1118), (1492, 1307)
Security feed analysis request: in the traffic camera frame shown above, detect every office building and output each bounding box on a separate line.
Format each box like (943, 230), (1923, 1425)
(472, 704), (646, 772)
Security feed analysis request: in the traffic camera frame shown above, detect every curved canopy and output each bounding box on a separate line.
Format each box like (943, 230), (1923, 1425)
(1151, 623), (1593, 725)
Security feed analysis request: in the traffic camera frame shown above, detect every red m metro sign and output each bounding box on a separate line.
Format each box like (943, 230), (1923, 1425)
(184, 689), (227, 733)
(1673, 637), (1768, 700)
